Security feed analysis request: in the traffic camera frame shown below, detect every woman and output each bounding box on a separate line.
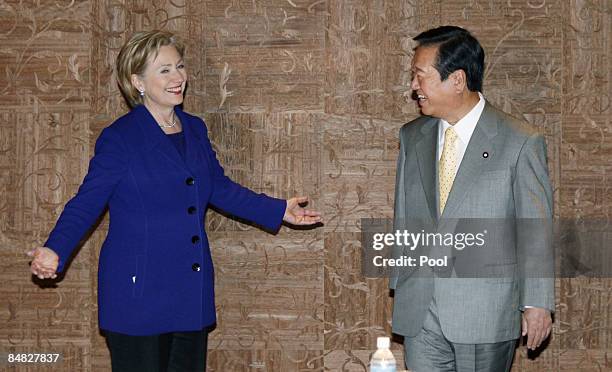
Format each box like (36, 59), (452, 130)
(27, 30), (321, 371)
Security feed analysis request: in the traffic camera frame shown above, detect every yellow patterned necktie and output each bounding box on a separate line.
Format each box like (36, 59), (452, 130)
(439, 127), (459, 214)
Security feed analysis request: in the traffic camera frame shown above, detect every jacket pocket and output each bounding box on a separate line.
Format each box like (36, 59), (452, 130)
(480, 170), (510, 181)
(132, 255), (146, 298)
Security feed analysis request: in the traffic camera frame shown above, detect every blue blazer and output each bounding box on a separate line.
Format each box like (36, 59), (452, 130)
(45, 105), (286, 335)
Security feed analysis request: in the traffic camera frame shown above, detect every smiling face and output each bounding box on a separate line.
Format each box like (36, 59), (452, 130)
(410, 45), (456, 120)
(131, 45), (187, 112)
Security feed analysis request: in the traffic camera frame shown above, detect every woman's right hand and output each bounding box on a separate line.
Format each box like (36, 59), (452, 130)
(27, 247), (59, 280)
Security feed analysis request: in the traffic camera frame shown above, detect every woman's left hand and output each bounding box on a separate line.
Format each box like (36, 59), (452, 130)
(283, 196), (322, 226)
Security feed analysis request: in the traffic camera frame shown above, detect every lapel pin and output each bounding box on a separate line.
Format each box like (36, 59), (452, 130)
(483, 152), (489, 158)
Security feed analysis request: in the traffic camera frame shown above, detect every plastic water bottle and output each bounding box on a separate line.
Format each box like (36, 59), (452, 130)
(370, 336), (396, 372)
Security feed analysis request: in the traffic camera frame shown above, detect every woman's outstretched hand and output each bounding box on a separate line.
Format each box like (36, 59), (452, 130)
(27, 247), (59, 280)
(283, 196), (322, 226)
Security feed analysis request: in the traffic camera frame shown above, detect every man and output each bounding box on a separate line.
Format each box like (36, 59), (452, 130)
(390, 26), (554, 371)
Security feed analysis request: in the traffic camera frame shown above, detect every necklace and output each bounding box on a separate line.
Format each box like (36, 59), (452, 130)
(157, 115), (176, 128)
(154, 109), (177, 128)
(145, 103), (178, 129)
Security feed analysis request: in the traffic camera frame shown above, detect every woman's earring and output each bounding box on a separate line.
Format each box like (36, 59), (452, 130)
(139, 90), (145, 97)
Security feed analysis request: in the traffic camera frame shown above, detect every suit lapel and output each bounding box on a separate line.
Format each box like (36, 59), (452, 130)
(440, 102), (499, 218)
(415, 117), (439, 222)
(135, 104), (190, 172)
(175, 107), (204, 175)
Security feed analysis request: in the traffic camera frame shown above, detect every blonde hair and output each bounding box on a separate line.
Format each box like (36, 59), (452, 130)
(116, 30), (185, 108)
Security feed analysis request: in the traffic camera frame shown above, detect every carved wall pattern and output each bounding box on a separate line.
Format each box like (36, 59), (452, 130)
(0, 0), (609, 371)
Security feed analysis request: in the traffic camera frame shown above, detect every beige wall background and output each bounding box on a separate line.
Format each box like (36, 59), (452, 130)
(1, 0), (610, 371)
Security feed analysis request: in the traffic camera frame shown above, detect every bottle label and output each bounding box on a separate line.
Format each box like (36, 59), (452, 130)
(370, 365), (396, 372)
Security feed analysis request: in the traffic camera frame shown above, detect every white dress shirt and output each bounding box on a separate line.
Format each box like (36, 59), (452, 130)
(436, 92), (485, 163)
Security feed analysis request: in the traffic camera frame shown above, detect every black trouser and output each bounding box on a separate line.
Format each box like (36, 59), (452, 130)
(104, 329), (208, 372)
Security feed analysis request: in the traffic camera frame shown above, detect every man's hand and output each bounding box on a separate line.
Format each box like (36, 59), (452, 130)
(521, 307), (552, 350)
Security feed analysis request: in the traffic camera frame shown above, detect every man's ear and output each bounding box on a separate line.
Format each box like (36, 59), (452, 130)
(451, 70), (467, 93)
(131, 74), (143, 92)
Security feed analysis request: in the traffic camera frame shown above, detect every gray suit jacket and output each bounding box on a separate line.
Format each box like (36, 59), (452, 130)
(390, 102), (554, 344)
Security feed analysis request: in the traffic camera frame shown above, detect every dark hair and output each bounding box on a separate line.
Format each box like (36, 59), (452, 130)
(413, 26), (484, 92)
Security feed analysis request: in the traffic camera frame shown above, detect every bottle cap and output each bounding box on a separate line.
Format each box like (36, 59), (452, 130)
(377, 336), (390, 349)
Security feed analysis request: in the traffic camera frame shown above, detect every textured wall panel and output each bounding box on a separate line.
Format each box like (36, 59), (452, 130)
(1, 0), (610, 371)
(203, 111), (324, 370)
(558, 349), (612, 371)
(0, 0), (94, 370)
(207, 349), (324, 371)
(325, 0), (440, 120)
(322, 114), (404, 232)
(324, 232), (394, 351)
(559, 0), (611, 219)
(557, 1), (612, 370)
(203, 112), (322, 232)
(0, 0), (90, 111)
(204, 0), (326, 113)
(208, 231), (323, 351)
